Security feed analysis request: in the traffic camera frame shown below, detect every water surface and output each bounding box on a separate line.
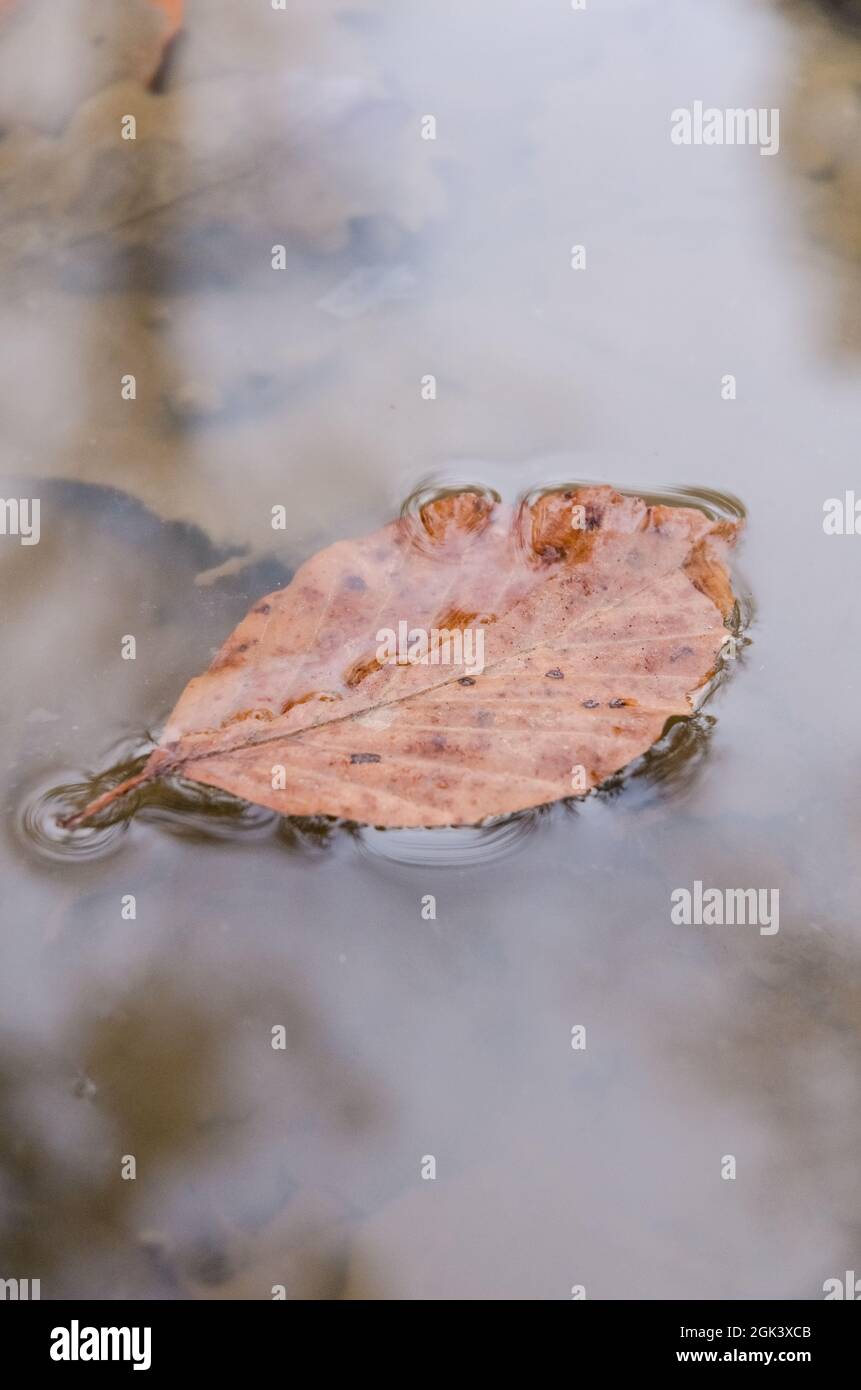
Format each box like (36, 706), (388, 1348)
(1, 0), (861, 1298)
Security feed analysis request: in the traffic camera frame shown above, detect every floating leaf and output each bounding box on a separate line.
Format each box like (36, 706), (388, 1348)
(70, 486), (742, 829)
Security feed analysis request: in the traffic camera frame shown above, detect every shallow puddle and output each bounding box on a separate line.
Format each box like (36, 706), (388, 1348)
(1, 0), (861, 1299)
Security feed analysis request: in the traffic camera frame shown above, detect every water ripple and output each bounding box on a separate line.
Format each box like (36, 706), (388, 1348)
(356, 808), (543, 868)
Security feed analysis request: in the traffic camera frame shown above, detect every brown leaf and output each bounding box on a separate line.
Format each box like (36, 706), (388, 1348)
(73, 486), (742, 829)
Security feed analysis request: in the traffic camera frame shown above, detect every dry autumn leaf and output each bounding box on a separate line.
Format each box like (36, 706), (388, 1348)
(72, 486), (742, 829)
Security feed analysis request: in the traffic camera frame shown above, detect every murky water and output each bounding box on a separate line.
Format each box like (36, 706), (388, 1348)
(2, 0), (861, 1299)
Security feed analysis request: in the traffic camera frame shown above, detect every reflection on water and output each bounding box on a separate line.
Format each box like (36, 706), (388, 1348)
(357, 810), (545, 870)
(784, 0), (861, 346)
(2, 0), (861, 1299)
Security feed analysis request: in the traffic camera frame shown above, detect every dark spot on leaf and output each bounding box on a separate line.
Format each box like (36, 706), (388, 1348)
(254, 602), (271, 615)
(345, 654), (382, 687)
(545, 668), (564, 679)
(609, 697), (627, 708)
(281, 690), (340, 715)
(350, 752), (381, 764)
(344, 574), (367, 591)
(670, 644), (694, 662)
(434, 606), (480, 633)
(582, 699), (600, 708)
(458, 676), (476, 686)
(221, 708), (274, 727)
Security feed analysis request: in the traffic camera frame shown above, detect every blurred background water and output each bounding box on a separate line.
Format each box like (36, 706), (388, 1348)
(1, 0), (860, 1298)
